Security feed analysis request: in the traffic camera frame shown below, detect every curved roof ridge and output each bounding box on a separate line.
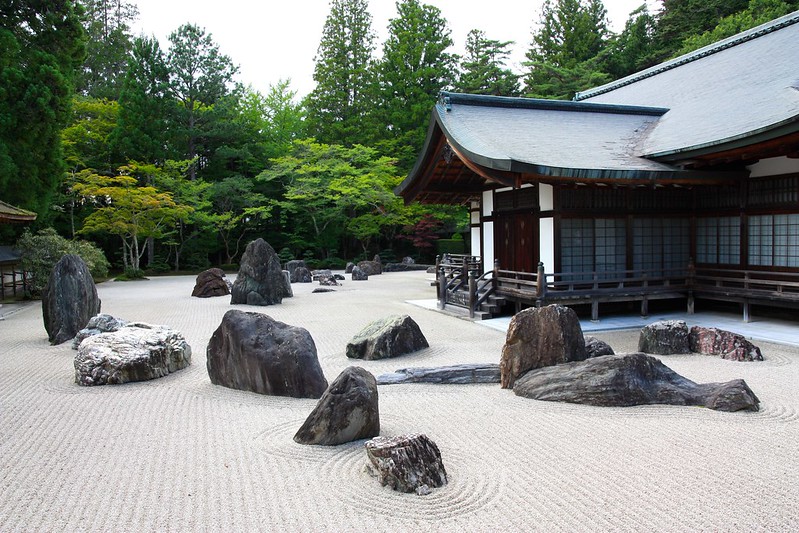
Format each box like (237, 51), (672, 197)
(439, 91), (668, 116)
(574, 10), (799, 101)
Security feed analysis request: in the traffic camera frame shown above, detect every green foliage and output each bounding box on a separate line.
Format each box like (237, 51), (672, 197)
(116, 266), (146, 280)
(654, 0), (750, 60)
(305, 0), (376, 146)
(15, 228), (109, 298)
(0, 1), (86, 222)
(278, 247), (294, 264)
(62, 96), (119, 173)
(75, 0), (139, 100)
(371, 0), (456, 171)
(455, 29), (520, 96)
(598, 4), (660, 79)
(436, 238), (466, 255)
(677, 0), (798, 55)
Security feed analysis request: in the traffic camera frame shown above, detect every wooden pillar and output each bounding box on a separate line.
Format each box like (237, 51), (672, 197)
(468, 270), (477, 319)
(438, 267), (446, 310)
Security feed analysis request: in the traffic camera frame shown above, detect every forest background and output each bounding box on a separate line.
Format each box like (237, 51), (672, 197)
(1, 0), (797, 285)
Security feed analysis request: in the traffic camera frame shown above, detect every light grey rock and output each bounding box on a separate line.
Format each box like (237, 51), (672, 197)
(365, 434), (448, 494)
(42, 254), (101, 346)
(377, 363), (501, 385)
(72, 314), (128, 349)
(74, 323), (192, 386)
(206, 310), (328, 398)
(293, 367), (379, 445)
(638, 320), (690, 355)
(500, 304), (587, 389)
(513, 352), (760, 412)
(346, 315), (429, 361)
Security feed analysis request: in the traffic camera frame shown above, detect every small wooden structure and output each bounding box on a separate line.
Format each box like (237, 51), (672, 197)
(0, 200), (37, 300)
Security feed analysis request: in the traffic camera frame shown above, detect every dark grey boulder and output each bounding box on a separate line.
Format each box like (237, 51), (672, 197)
(357, 260), (382, 276)
(345, 262), (355, 274)
(293, 366), (380, 446)
(585, 336), (615, 358)
(192, 268), (230, 298)
(312, 288), (335, 293)
(312, 269), (332, 281)
(346, 314), (429, 361)
(351, 265), (368, 281)
(74, 323), (191, 386)
(689, 326), (763, 361)
(500, 305), (587, 389)
(638, 320), (690, 355)
(230, 239), (291, 306)
(291, 266), (312, 283)
(72, 313), (128, 349)
(206, 310), (328, 398)
(42, 254), (101, 345)
(365, 434), (448, 495)
(377, 363), (501, 385)
(285, 260), (307, 278)
(513, 352), (760, 412)
(401, 256), (415, 265)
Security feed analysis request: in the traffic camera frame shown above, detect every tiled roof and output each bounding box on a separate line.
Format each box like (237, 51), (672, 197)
(0, 200), (37, 223)
(576, 11), (799, 158)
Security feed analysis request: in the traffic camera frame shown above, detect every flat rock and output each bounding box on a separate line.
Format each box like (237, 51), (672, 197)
(206, 310), (328, 398)
(689, 326), (763, 361)
(365, 434), (448, 494)
(230, 238), (291, 306)
(638, 320), (690, 355)
(294, 366), (379, 445)
(377, 363), (501, 385)
(192, 268), (230, 298)
(72, 313), (128, 349)
(74, 323), (192, 386)
(313, 288), (335, 293)
(346, 314), (429, 360)
(500, 305), (587, 389)
(42, 254), (101, 345)
(513, 352), (759, 412)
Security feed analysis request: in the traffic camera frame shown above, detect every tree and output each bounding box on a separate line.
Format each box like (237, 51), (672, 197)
(209, 176), (271, 264)
(166, 23), (238, 180)
(258, 80), (307, 160)
(74, 0), (139, 100)
(305, 0), (376, 146)
(523, 0), (610, 99)
(110, 36), (174, 164)
(372, 0), (456, 170)
(0, 1), (86, 231)
(598, 4), (659, 79)
(258, 140), (405, 259)
(455, 29), (520, 96)
(653, 0), (749, 60)
(73, 167), (191, 272)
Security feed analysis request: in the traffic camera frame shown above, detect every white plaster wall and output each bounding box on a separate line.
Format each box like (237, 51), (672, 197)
(539, 183), (554, 211)
(483, 221), (495, 268)
(747, 156), (799, 178)
(470, 226), (481, 258)
(539, 217), (555, 271)
(482, 190), (493, 217)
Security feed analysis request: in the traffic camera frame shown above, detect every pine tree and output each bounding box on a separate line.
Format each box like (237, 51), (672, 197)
(305, 0), (376, 146)
(372, 0), (456, 170)
(455, 29), (520, 96)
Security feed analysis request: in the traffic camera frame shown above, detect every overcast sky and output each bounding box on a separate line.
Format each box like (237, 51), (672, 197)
(131, 0), (655, 98)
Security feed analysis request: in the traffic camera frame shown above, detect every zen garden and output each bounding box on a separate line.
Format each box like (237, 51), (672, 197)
(1, 1), (798, 531)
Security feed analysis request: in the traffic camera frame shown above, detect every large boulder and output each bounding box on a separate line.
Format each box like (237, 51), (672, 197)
(500, 305), (587, 389)
(293, 367), (380, 446)
(72, 313), (128, 349)
(230, 239), (291, 306)
(285, 259), (307, 278)
(206, 310), (328, 398)
(345, 262), (356, 274)
(513, 352), (760, 412)
(192, 268), (230, 298)
(357, 260), (382, 276)
(365, 434), (448, 495)
(346, 315), (429, 361)
(351, 265), (368, 281)
(291, 266), (312, 283)
(638, 320), (690, 355)
(689, 326), (763, 361)
(377, 363), (501, 385)
(74, 323), (192, 386)
(42, 254), (101, 345)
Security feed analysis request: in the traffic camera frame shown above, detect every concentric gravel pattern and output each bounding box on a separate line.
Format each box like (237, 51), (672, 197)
(1, 272), (797, 532)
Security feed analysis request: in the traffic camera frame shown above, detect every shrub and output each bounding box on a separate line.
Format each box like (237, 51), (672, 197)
(115, 267), (147, 281)
(278, 247), (294, 264)
(15, 228), (110, 298)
